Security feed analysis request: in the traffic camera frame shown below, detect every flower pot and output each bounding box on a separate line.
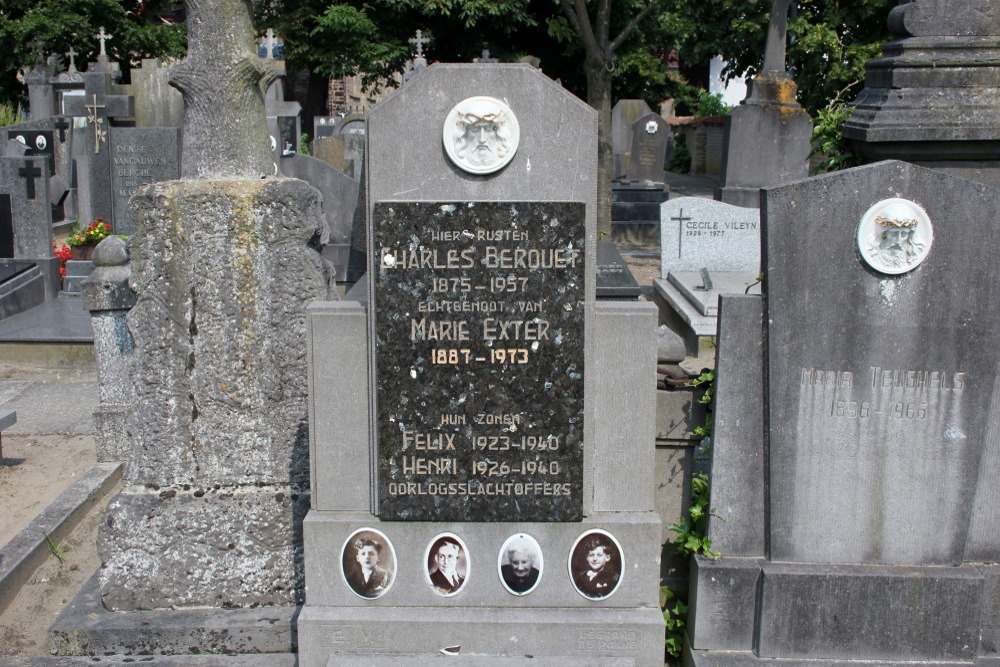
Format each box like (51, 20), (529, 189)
(70, 244), (96, 261)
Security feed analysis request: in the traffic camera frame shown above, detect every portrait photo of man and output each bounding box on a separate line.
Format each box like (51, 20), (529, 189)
(570, 530), (623, 600)
(341, 528), (395, 600)
(498, 534), (543, 596)
(426, 533), (469, 597)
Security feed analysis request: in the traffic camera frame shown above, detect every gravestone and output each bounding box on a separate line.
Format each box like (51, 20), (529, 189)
(611, 99), (653, 180)
(844, 0), (1000, 189)
(298, 64), (663, 665)
(109, 127), (180, 235)
(653, 197), (761, 351)
(686, 160), (1000, 666)
(622, 112), (673, 185)
(0, 156), (52, 258)
(279, 153), (359, 282)
(128, 59), (184, 128)
(84, 0), (331, 630)
(63, 71), (135, 228)
(717, 0), (811, 207)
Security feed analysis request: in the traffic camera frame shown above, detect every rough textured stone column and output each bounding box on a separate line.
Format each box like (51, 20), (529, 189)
(95, 0), (334, 612)
(81, 236), (136, 463)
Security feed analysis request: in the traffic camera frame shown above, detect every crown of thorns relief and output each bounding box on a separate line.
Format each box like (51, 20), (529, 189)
(875, 213), (919, 228)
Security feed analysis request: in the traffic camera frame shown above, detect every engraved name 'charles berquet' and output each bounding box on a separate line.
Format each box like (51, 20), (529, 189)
(381, 245), (580, 270)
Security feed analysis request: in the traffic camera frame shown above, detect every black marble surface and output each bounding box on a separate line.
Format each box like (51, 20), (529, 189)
(373, 202), (585, 522)
(595, 241), (641, 300)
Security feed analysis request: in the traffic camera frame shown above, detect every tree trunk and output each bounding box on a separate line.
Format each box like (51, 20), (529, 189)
(586, 58), (614, 239)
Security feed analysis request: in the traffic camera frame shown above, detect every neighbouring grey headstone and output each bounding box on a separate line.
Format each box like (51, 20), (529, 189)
(653, 197), (761, 339)
(660, 197), (761, 275)
(279, 153), (359, 281)
(128, 59), (184, 128)
(63, 71), (135, 227)
(109, 127), (180, 235)
(622, 113), (673, 185)
(687, 160), (1000, 665)
(0, 156), (52, 258)
(611, 99), (653, 179)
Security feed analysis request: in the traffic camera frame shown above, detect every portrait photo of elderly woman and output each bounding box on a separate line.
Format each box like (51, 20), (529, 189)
(497, 534), (543, 596)
(341, 528), (396, 599)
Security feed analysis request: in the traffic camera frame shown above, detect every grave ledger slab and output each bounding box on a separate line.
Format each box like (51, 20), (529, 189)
(686, 160), (1000, 665)
(299, 64), (663, 665)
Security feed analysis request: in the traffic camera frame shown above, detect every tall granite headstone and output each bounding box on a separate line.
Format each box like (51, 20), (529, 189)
(93, 0), (332, 619)
(611, 99), (654, 180)
(686, 160), (1000, 666)
(0, 156), (52, 258)
(109, 127), (180, 235)
(717, 0), (811, 207)
(844, 0), (1000, 188)
(622, 112), (673, 185)
(298, 64), (663, 664)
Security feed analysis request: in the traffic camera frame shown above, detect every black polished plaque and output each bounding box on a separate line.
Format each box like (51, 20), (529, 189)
(373, 201), (585, 522)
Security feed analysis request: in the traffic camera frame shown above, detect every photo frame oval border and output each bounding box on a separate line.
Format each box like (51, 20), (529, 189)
(568, 529), (624, 601)
(497, 533), (544, 597)
(442, 96), (520, 175)
(857, 198), (933, 276)
(340, 527), (397, 600)
(424, 531), (471, 598)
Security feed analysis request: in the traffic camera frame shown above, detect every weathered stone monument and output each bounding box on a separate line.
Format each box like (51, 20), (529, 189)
(845, 0), (1000, 188)
(717, 0), (811, 207)
(298, 64), (663, 663)
(686, 160), (1000, 666)
(54, 0), (332, 645)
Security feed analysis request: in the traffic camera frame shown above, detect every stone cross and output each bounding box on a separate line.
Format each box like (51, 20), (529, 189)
(473, 49), (499, 63)
(168, 0), (277, 179)
(409, 30), (429, 59)
(65, 47), (79, 73)
(261, 28), (277, 59)
(53, 116), (69, 142)
(95, 27), (113, 56)
(751, 0), (792, 73)
(18, 159), (41, 199)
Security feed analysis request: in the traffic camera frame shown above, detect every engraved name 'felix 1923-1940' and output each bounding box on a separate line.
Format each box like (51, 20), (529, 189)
(374, 201), (585, 522)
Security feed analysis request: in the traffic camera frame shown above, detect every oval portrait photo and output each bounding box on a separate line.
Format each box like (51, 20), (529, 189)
(341, 528), (396, 600)
(497, 533), (543, 596)
(569, 529), (623, 600)
(425, 532), (470, 597)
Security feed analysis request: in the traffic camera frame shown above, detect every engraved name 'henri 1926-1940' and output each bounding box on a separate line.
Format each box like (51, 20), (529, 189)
(374, 201), (585, 522)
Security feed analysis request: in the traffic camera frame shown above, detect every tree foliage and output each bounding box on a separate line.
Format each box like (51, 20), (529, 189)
(0, 0), (186, 107)
(657, 0), (894, 114)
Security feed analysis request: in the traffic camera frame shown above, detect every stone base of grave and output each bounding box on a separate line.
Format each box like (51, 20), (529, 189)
(49, 574), (298, 658)
(297, 511), (664, 667)
(717, 73), (811, 209)
(685, 555), (1000, 665)
(300, 607), (664, 666)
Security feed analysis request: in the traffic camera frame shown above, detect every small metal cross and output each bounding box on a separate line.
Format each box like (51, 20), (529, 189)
(94, 27), (113, 56)
(85, 94), (107, 154)
(409, 30), (430, 59)
(18, 160), (42, 200)
(672, 208), (692, 258)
